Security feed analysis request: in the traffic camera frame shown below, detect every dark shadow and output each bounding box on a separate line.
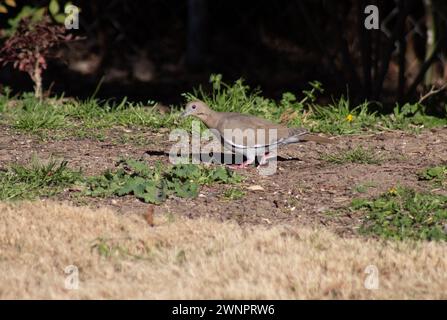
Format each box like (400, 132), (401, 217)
(144, 150), (168, 157)
(144, 150), (301, 164)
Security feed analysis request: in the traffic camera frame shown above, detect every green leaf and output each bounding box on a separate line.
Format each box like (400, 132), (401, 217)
(85, 160), (241, 205)
(126, 159), (151, 177)
(350, 198), (369, 209)
(174, 181), (199, 198)
(210, 167), (231, 182)
(418, 166), (446, 181)
(132, 181), (165, 203)
(54, 13), (66, 23)
(139, 192), (159, 204)
(117, 177), (145, 196)
(49, 0), (60, 15)
(32, 7), (46, 22)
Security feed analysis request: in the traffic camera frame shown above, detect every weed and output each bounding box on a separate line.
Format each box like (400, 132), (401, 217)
(354, 182), (378, 193)
(176, 249), (187, 265)
(379, 103), (447, 133)
(90, 237), (153, 260)
(0, 87), (12, 112)
(352, 187), (447, 241)
(2, 75), (447, 138)
(418, 166), (446, 187)
(322, 146), (383, 165)
(0, 157), (81, 200)
(12, 95), (66, 132)
(116, 133), (149, 146)
(324, 209), (344, 217)
(65, 97), (181, 130)
(84, 160), (242, 204)
(183, 75), (322, 128)
(183, 75), (447, 135)
(222, 187), (246, 200)
(1, 94), (183, 136)
(310, 98), (377, 134)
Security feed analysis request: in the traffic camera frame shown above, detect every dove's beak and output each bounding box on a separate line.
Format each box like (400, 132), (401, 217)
(181, 109), (191, 117)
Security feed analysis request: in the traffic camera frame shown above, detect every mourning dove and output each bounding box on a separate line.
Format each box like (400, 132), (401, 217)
(182, 100), (334, 168)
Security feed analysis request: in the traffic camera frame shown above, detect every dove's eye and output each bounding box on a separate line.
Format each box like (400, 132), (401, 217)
(192, 105), (197, 109)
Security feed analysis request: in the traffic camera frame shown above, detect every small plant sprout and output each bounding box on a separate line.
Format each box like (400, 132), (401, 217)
(322, 146), (383, 165)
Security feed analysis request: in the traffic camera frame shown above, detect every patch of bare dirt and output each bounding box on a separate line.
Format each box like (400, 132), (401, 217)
(1, 125), (446, 237)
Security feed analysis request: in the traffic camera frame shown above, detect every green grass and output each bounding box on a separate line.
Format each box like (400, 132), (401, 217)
(84, 159), (243, 204)
(90, 237), (154, 260)
(418, 166), (447, 188)
(354, 181), (378, 193)
(0, 86), (12, 113)
(0, 93), (185, 139)
(13, 100), (66, 132)
(379, 103), (447, 132)
(0, 155), (243, 204)
(222, 187), (246, 200)
(0, 157), (82, 200)
(184, 74), (447, 135)
(322, 146), (383, 165)
(116, 132), (150, 146)
(64, 97), (181, 129)
(0, 153), (244, 204)
(1, 75), (446, 140)
(352, 187), (447, 241)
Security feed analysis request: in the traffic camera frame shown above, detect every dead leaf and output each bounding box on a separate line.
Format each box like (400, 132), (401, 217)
(6, 0), (16, 7)
(144, 206), (154, 227)
(332, 197), (350, 203)
(247, 185), (265, 191)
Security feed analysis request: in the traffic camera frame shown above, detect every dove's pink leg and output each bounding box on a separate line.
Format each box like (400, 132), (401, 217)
(258, 152), (276, 167)
(229, 157), (255, 169)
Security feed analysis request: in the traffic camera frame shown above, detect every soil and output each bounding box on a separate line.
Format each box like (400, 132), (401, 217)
(1, 124), (446, 237)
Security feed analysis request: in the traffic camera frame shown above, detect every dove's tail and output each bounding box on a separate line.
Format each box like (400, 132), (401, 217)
(299, 134), (335, 144)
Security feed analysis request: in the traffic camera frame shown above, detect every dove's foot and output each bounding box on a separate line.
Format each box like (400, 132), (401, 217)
(257, 152), (276, 167)
(228, 159), (255, 169)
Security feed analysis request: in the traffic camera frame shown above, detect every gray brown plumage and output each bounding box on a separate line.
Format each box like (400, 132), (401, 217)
(182, 100), (334, 167)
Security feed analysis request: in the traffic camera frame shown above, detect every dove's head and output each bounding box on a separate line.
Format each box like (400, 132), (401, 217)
(182, 101), (212, 118)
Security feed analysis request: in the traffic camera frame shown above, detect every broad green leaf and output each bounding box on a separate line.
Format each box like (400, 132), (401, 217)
(139, 192), (161, 204)
(49, 0), (60, 15)
(54, 13), (66, 23)
(174, 181), (199, 198)
(210, 167), (230, 182)
(33, 7), (46, 22)
(117, 181), (136, 196)
(126, 159), (151, 177)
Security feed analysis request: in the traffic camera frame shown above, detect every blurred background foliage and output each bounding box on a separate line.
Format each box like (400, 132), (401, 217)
(1, 0), (447, 115)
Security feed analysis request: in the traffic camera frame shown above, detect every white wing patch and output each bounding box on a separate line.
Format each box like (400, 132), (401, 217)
(211, 128), (307, 154)
(221, 136), (284, 150)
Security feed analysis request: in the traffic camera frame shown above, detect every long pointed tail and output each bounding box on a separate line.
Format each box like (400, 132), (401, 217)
(300, 134), (336, 144)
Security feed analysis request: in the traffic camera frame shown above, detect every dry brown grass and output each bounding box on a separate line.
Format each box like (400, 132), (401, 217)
(0, 201), (446, 299)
